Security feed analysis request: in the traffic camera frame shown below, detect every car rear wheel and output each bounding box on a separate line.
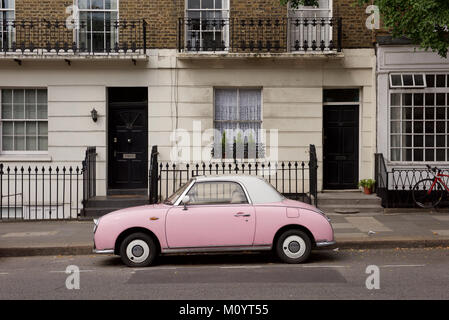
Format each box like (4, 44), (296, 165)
(120, 232), (157, 267)
(276, 229), (312, 264)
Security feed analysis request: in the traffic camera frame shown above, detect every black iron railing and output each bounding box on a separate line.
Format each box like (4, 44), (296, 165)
(178, 17), (342, 53)
(0, 19), (147, 55)
(0, 164), (83, 220)
(149, 145), (319, 206)
(309, 144), (318, 206)
(375, 153), (449, 208)
(0, 147), (96, 220)
(82, 147), (97, 207)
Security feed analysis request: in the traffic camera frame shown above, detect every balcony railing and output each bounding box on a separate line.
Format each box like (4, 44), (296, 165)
(177, 17), (342, 53)
(0, 19), (147, 56)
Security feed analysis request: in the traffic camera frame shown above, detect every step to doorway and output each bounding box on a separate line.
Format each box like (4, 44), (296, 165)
(107, 188), (147, 196)
(317, 191), (384, 215)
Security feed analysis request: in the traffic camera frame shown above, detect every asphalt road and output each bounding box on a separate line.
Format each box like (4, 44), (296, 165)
(0, 248), (448, 300)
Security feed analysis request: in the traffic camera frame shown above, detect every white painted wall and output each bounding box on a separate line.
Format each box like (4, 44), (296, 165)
(0, 48), (376, 201)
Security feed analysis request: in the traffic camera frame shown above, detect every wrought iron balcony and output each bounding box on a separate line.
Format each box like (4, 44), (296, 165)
(0, 19), (147, 58)
(177, 17), (342, 54)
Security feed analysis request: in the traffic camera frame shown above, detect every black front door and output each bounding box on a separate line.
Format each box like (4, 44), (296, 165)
(108, 104), (148, 189)
(323, 105), (359, 189)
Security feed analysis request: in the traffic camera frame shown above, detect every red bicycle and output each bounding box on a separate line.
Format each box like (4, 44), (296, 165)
(412, 165), (449, 208)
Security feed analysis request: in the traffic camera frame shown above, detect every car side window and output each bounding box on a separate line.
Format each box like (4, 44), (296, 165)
(186, 181), (248, 205)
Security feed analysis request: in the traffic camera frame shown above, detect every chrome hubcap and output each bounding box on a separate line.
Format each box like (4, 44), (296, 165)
(282, 235), (306, 259)
(132, 245), (144, 257)
(126, 240), (150, 264)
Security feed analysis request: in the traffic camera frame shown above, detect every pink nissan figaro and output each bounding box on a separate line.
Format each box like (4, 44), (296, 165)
(93, 175), (335, 267)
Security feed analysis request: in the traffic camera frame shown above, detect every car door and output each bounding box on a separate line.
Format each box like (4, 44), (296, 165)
(165, 181), (256, 248)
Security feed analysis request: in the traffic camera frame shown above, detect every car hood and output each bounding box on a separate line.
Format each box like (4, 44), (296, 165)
(99, 203), (170, 220)
(281, 198), (322, 212)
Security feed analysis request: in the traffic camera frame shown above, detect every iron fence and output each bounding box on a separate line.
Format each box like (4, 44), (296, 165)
(149, 145), (318, 206)
(375, 153), (449, 208)
(82, 147), (97, 207)
(1, 19), (147, 55)
(0, 147), (96, 220)
(0, 164), (83, 220)
(177, 17), (342, 53)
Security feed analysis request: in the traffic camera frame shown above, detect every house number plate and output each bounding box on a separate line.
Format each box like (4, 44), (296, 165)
(123, 153), (136, 159)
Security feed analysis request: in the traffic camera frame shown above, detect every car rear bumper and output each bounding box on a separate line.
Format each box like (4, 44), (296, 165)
(315, 240), (336, 247)
(93, 249), (114, 254)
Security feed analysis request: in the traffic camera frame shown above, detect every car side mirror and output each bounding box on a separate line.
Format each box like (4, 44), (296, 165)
(181, 195), (190, 211)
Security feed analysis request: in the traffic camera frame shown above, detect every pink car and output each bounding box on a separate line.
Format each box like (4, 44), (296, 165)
(93, 175), (335, 267)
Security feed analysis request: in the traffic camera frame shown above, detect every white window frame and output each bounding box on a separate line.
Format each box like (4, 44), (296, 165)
(388, 74), (449, 163)
(0, 0), (15, 50)
(74, 0), (120, 52)
(184, 0), (230, 52)
(0, 88), (48, 155)
(287, 0), (333, 52)
(389, 73), (427, 89)
(288, 0), (333, 17)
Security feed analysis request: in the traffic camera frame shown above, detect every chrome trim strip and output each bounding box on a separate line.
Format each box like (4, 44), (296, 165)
(161, 245), (271, 254)
(315, 241), (336, 247)
(93, 249), (114, 254)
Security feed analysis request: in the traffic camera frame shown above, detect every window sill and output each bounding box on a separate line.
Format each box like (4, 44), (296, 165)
(0, 154), (52, 163)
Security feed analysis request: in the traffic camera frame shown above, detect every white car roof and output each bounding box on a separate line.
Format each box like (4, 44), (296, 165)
(193, 175), (285, 204)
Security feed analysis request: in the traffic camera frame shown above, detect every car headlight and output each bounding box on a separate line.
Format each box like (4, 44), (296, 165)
(93, 218), (99, 233)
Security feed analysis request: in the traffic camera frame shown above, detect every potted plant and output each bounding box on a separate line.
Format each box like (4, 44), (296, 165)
(358, 179), (376, 194)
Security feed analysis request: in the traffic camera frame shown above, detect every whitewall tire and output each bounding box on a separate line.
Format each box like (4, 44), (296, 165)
(276, 229), (312, 264)
(120, 232), (157, 267)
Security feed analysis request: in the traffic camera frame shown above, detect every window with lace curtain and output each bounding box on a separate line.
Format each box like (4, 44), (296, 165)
(213, 88), (262, 159)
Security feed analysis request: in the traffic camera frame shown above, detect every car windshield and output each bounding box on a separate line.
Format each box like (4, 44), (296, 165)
(164, 179), (193, 205)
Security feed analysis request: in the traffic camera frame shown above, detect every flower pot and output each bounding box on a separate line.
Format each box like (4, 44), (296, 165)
(363, 187), (372, 195)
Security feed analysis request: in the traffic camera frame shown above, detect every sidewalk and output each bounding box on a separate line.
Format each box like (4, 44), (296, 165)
(1, 212), (449, 257)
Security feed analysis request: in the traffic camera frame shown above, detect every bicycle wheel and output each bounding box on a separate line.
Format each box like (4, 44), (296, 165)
(412, 178), (444, 208)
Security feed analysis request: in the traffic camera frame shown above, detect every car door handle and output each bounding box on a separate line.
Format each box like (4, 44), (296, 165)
(234, 213), (251, 217)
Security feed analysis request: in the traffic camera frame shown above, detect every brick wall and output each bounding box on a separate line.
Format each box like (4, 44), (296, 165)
(12, 0), (373, 50)
(16, 0), (68, 20)
(334, 0), (374, 48)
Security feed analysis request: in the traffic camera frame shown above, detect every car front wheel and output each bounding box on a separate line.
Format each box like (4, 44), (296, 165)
(276, 229), (312, 264)
(119, 232), (157, 267)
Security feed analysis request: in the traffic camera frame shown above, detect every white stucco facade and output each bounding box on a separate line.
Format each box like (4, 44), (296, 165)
(0, 48), (376, 200)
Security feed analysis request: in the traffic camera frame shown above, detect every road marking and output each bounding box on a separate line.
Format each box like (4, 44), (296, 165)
(381, 264), (425, 268)
(301, 265), (347, 268)
(134, 267), (178, 271)
(0, 272), (8, 275)
(220, 266), (262, 269)
(49, 270), (95, 273)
